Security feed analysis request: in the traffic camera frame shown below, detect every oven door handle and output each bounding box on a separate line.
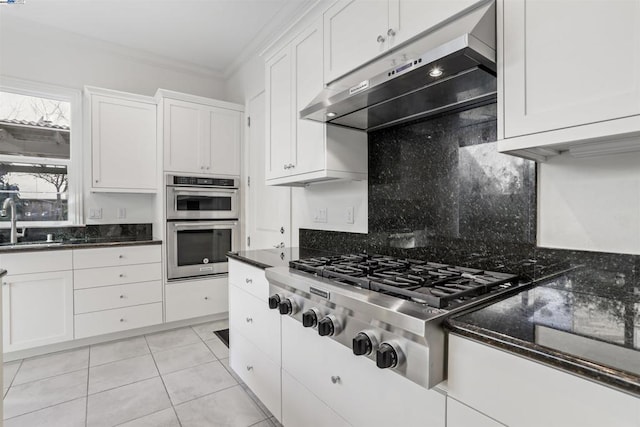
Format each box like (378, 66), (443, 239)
(172, 221), (238, 229)
(172, 187), (238, 194)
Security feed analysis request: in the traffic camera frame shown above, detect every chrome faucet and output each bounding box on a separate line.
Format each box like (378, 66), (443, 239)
(1, 198), (18, 244)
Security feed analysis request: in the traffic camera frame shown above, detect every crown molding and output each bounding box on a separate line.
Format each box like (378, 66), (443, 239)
(223, 0), (323, 79)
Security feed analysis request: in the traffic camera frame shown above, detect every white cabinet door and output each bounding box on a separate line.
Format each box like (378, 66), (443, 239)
(164, 98), (205, 173)
(324, 0), (389, 83)
(165, 276), (228, 322)
(207, 107), (241, 176)
(292, 18), (326, 176)
(265, 48), (293, 180)
(281, 316), (445, 427)
(91, 94), (157, 191)
(2, 271), (73, 352)
(389, 0), (479, 46)
(503, 0), (640, 138)
(282, 370), (351, 427)
(447, 334), (640, 427)
(447, 397), (505, 427)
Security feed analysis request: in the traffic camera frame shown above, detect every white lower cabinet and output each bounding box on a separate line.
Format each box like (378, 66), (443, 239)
(228, 260), (282, 422)
(281, 316), (446, 427)
(75, 302), (163, 339)
(447, 397), (505, 427)
(165, 276), (229, 322)
(2, 270), (73, 352)
(447, 334), (640, 427)
(282, 370), (350, 427)
(230, 330), (281, 421)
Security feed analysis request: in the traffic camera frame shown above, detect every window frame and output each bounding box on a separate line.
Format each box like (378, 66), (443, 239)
(0, 76), (83, 227)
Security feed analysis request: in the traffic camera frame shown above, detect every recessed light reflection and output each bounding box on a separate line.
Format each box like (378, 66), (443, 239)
(429, 67), (443, 77)
(327, 112), (337, 118)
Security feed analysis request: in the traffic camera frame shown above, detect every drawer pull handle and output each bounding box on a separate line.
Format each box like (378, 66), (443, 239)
(120, 318), (125, 322)
(119, 274), (125, 278)
(245, 317), (253, 323)
(246, 365), (253, 371)
(118, 255), (124, 259)
(245, 278), (252, 284)
(119, 295), (125, 299)
(331, 376), (341, 384)
(204, 296), (209, 300)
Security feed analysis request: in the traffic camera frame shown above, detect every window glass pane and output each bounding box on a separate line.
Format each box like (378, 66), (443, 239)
(0, 162), (68, 222)
(0, 91), (70, 159)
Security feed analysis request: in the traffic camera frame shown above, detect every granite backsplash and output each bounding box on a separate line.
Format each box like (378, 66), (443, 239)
(299, 103), (640, 287)
(0, 223), (153, 244)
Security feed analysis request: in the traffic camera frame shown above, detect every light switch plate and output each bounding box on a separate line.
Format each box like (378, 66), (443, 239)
(117, 208), (126, 219)
(89, 208), (102, 219)
(345, 206), (354, 224)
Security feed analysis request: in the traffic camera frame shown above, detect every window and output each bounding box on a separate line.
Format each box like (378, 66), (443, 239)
(0, 78), (82, 226)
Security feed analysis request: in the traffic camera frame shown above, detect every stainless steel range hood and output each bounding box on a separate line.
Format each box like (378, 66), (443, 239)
(300, 1), (497, 132)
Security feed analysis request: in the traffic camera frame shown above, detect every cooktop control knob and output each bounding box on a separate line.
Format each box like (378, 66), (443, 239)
(376, 342), (403, 369)
(268, 294), (281, 310)
(317, 315), (341, 337)
(352, 331), (378, 356)
(278, 298), (298, 316)
(302, 308), (320, 328)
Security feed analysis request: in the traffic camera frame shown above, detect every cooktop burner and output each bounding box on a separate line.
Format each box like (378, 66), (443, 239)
(289, 254), (519, 309)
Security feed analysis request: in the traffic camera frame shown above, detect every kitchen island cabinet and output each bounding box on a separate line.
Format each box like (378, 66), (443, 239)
(497, 0), (640, 160)
(446, 334), (639, 427)
(228, 258), (282, 421)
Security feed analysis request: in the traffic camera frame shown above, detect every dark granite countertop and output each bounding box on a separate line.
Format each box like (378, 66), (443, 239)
(447, 265), (640, 397)
(0, 238), (162, 253)
(227, 247), (335, 269)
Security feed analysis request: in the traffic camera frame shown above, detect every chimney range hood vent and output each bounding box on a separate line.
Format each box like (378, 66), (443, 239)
(300, 1), (497, 132)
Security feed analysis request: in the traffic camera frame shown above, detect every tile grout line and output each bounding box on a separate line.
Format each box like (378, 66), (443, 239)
(143, 334), (183, 427)
(4, 358), (24, 398)
(3, 396), (87, 423)
(7, 366), (89, 389)
(85, 346), (91, 427)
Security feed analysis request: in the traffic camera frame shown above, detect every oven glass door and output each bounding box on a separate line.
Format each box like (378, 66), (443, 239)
(167, 221), (238, 280)
(167, 187), (238, 219)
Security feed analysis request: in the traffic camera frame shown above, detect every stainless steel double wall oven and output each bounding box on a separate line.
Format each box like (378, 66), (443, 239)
(166, 175), (239, 280)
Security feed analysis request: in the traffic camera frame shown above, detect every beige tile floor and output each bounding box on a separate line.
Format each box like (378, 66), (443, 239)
(2, 322), (282, 427)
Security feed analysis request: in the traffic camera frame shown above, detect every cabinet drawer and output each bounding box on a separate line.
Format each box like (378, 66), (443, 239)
(281, 316), (445, 427)
(228, 259), (269, 301)
(282, 370), (350, 427)
(0, 250), (72, 275)
(230, 329), (281, 421)
(165, 276), (228, 322)
(74, 263), (161, 289)
(74, 302), (162, 339)
(73, 245), (161, 269)
(229, 285), (280, 363)
(75, 281), (162, 314)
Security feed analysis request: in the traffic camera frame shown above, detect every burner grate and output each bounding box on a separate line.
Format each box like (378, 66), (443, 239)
(289, 253), (518, 309)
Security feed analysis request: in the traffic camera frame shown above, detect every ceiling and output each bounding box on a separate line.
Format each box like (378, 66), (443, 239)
(0, 0), (312, 77)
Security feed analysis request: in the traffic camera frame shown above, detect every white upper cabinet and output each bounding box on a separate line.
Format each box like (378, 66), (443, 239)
(324, 0), (482, 82)
(498, 0), (640, 160)
(265, 18), (368, 186)
(265, 48), (294, 180)
(324, 0), (389, 83)
(87, 87), (157, 192)
(159, 90), (243, 176)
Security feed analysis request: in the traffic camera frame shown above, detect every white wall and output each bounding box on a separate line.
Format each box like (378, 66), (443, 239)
(0, 16), (227, 226)
(538, 150), (640, 255)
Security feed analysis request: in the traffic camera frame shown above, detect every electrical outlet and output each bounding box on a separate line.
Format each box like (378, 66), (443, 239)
(117, 208), (126, 219)
(89, 208), (102, 219)
(313, 208), (328, 223)
(345, 206), (354, 224)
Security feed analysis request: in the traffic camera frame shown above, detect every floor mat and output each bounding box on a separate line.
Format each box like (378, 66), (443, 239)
(215, 329), (229, 348)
